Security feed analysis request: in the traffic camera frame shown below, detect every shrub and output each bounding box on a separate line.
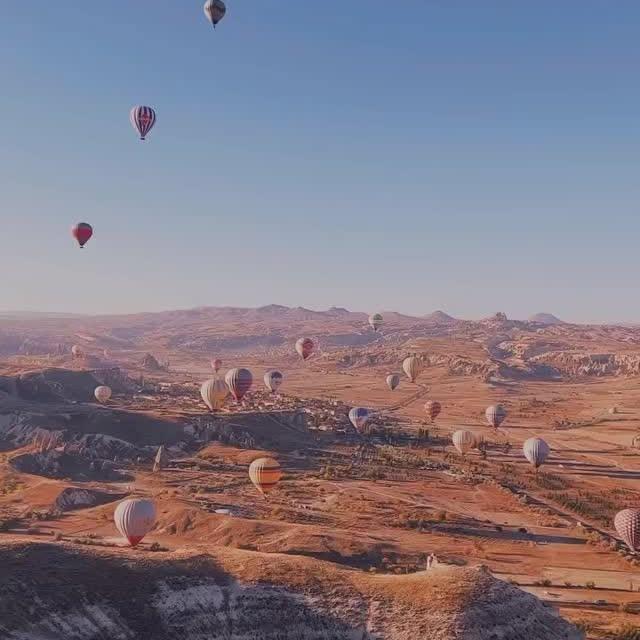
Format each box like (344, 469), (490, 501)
(437, 510), (447, 522)
(610, 623), (640, 640)
(585, 581), (596, 589)
(574, 619), (598, 634)
(533, 579), (552, 587)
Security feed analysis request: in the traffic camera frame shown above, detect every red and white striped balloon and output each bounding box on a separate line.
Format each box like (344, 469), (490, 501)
(130, 106), (156, 141)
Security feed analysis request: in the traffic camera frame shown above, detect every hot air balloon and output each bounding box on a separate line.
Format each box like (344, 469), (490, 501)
(369, 313), (383, 332)
(204, 0), (226, 27)
(452, 430), (475, 455)
(264, 370), (284, 393)
(295, 337), (314, 360)
(211, 358), (223, 373)
(403, 356), (422, 383)
(386, 374), (400, 391)
(424, 400), (441, 422)
(114, 498), (156, 547)
(94, 385), (112, 404)
(486, 405), (507, 429)
(615, 509), (640, 552)
(249, 457), (282, 495)
(72, 223), (93, 248)
(71, 345), (83, 358)
(349, 407), (371, 433)
(523, 437), (550, 469)
(225, 367), (253, 402)
(130, 106), (156, 141)
(200, 377), (229, 411)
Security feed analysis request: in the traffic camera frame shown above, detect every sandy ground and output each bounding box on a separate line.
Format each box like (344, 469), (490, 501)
(2, 334), (640, 637)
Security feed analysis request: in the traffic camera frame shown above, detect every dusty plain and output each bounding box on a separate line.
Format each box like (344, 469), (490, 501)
(1, 306), (640, 638)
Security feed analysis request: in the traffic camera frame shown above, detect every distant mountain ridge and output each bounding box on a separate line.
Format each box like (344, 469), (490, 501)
(528, 312), (565, 325)
(0, 306), (573, 327)
(422, 310), (458, 324)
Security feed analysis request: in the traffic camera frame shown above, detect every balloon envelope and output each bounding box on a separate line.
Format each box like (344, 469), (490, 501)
(424, 400), (441, 421)
(486, 405), (507, 428)
(114, 498), (156, 547)
(225, 368), (253, 402)
(94, 385), (112, 404)
(386, 374), (400, 391)
(200, 377), (229, 411)
(72, 223), (93, 248)
(211, 358), (223, 373)
(295, 338), (314, 360)
(369, 313), (383, 332)
(249, 457), (282, 495)
(349, 407), (371, 432)
(130, 105), (156, 140)
(523, 437), (550, 469)
(452, 430), (475, 455)
(615, 509), (640, 552)
(402, 356), (422, 382)
(71, 345), (83, 358)
(264, 370), (284, 393)
(204, 0), (226, 26)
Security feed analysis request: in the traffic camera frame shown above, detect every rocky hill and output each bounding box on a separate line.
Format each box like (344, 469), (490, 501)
(2, 305), (640, 381)
(528, 313), (565, 326)
(0, 541), (583, 640)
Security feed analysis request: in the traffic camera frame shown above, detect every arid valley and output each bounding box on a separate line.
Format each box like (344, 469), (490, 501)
(1, 306), (640, 638)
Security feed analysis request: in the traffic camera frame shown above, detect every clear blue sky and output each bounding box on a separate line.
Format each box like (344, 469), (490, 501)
(1, 1), (639, 322)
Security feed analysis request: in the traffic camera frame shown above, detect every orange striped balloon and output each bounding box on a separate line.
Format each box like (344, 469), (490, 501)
(249, 457), (282, 495)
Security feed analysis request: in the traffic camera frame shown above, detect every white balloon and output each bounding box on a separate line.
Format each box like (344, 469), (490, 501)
(200, 378), (229, 411)
(94, 385), (112, 404)
(264, 370), (284, 393)
(452, 430), (475, 455)
(114, 499), (156, 547)
(523, 437), (550, 469)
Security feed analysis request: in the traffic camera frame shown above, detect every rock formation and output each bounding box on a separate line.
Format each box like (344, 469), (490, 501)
(0, 542), (583, 640)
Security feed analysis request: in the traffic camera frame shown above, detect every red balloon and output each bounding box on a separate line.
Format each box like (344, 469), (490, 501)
(296, 337), (315, 360)
(72, 223), (93, 248)
(424, 400), (442, 421)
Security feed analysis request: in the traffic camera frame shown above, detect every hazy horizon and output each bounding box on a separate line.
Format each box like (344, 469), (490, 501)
(0, 304), (629, 326)
(2, 1), (640, 323)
